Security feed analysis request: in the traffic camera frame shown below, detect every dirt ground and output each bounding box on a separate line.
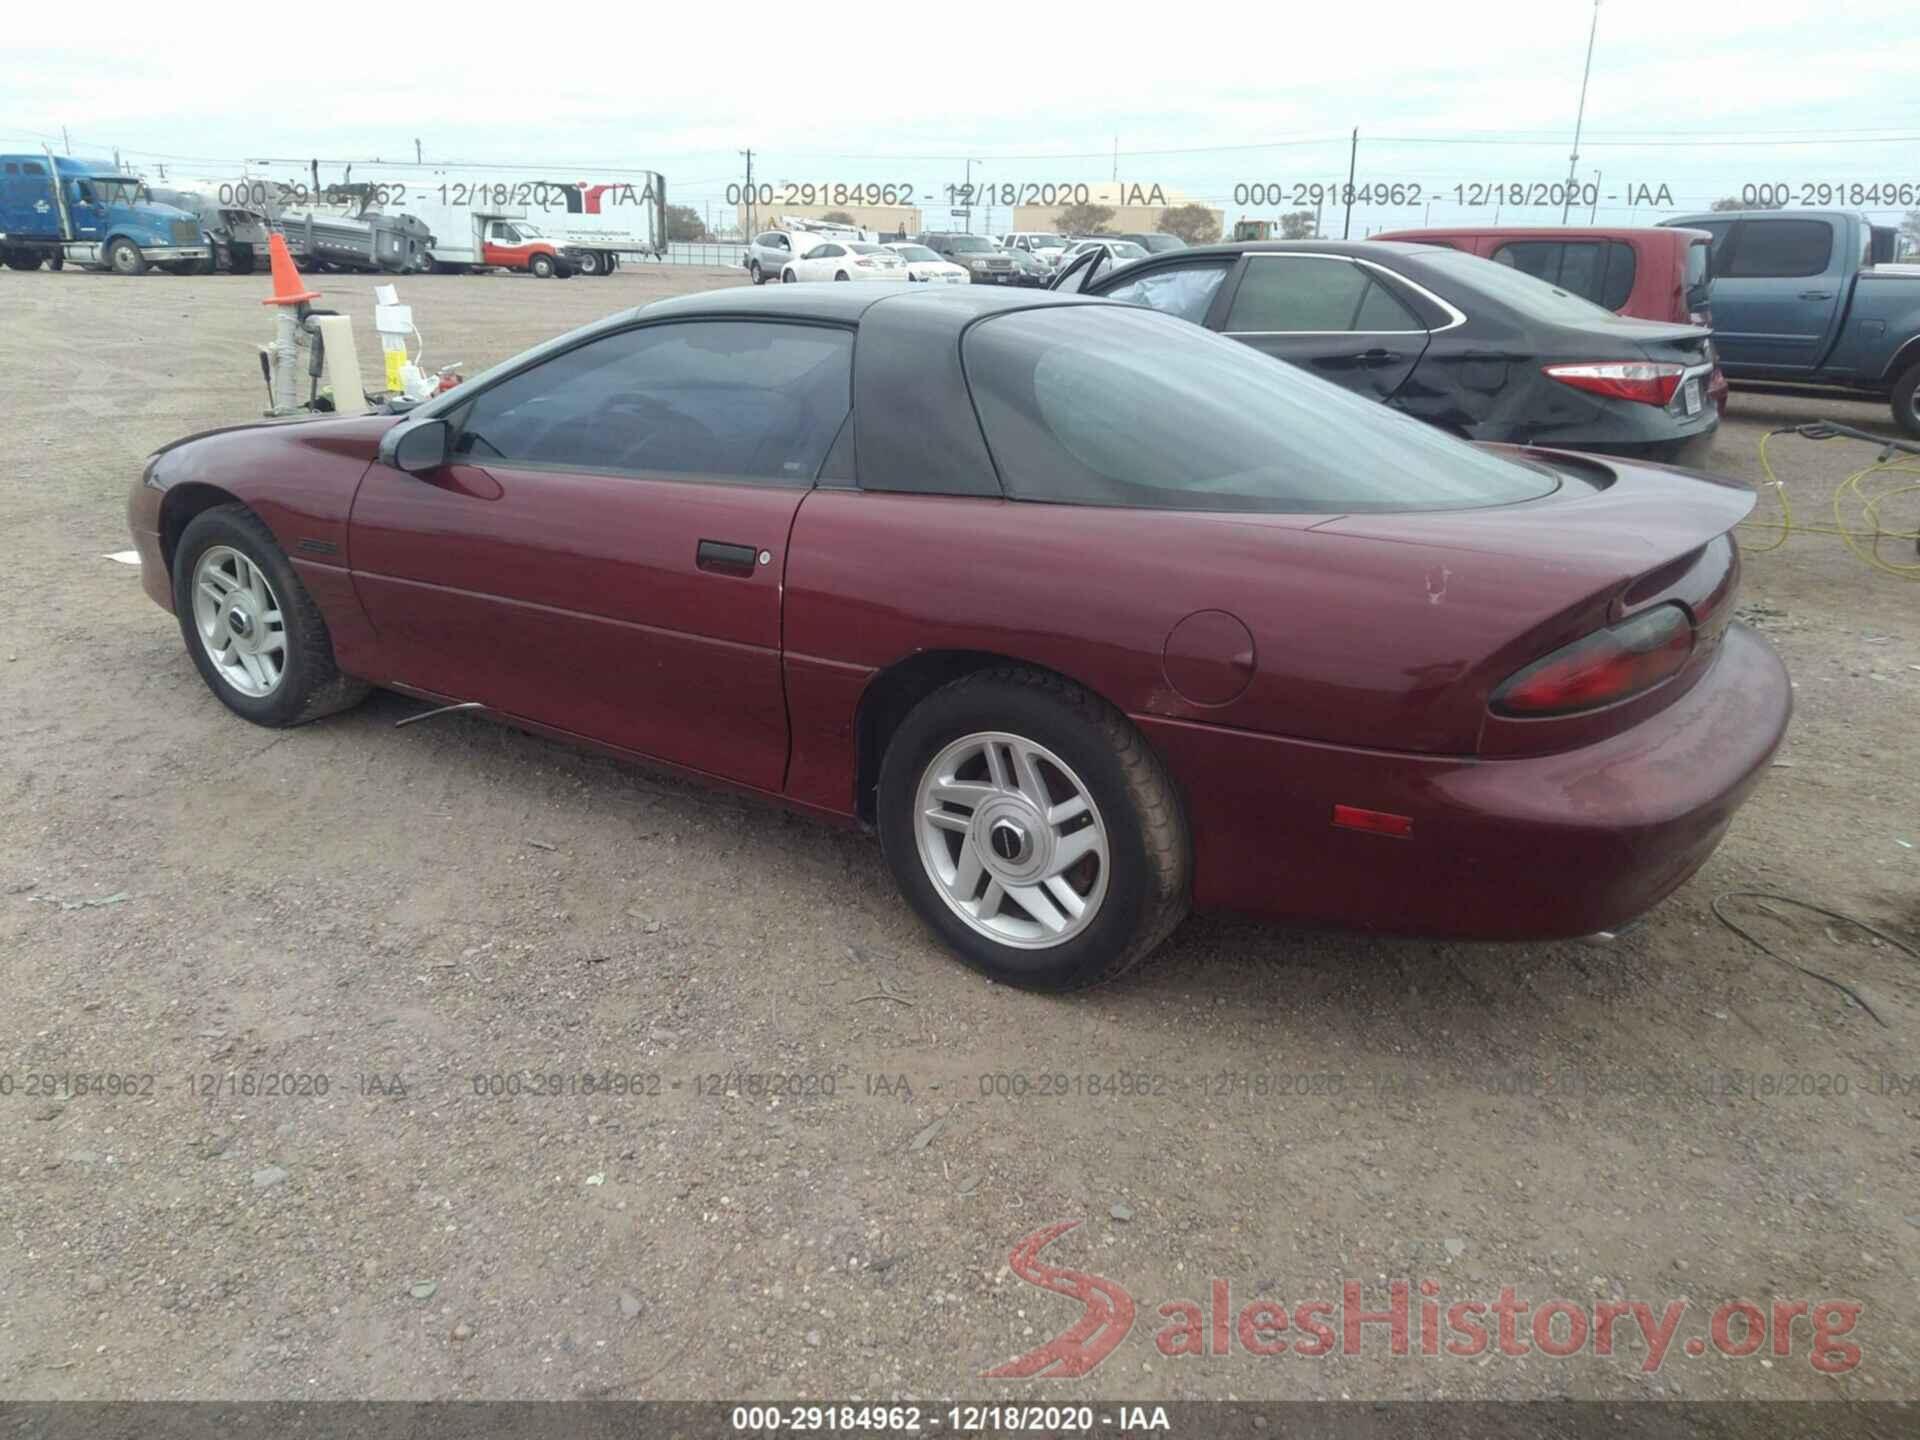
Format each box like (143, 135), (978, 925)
(1, 262), (1915, 1407)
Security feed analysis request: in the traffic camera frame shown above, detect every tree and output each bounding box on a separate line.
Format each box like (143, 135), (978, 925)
(665, 204), (707, 242)
(820, 210), (857, 227)
(1055, 201), (1116, 235)
(1710, 195), (1780, 212)
(1279, 208), (1318, 239)
(1157, 203), (1220, 245)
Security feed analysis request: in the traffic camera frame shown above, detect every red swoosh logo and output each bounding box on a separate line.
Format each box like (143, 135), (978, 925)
(983, 1220), (1135, 1378)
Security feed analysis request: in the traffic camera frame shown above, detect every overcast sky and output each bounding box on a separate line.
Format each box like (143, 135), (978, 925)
(8, 1), (1918, 232)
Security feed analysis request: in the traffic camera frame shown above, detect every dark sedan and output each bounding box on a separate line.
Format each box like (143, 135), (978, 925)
(130, 285), (1786, 991)
(1052, 239), (1720, 463)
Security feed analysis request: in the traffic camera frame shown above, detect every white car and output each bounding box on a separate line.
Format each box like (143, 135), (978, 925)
(781, 240), (909, 283)
(1059, 237), (1149, 269)
(883, 242), (969, 284)
(1001, 231), (1070, 269)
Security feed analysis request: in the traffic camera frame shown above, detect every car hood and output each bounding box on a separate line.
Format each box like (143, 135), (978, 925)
(148, 412), (404, 481)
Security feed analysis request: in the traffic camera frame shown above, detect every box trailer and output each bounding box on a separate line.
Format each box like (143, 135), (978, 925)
(243, 161), (668, 277)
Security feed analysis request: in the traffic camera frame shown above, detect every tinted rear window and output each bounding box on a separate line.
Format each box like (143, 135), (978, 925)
(1418, 249), (1615, 321)
(1725, 219), (1833, 278)
(964, 306), (1557, 514)
(1492, 240), (1637, 312)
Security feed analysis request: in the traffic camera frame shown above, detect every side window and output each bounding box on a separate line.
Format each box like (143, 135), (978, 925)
(451, 321), (853, 485)
(1351, 277), (1422, 330)
(1724, 220), (1833, 279)
(1597, 241), (1638, 311)
(1492, 241), (1563, 284)
(1225, 258), (1386, 332)
(24, 161), (44, 175)
(1097, 262), (1233, 324)
(3, 163), (16, 175)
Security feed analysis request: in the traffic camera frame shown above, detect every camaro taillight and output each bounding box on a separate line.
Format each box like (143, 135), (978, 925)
(1543, 361), (1685, 407)
(1491, 604), (1694, 717)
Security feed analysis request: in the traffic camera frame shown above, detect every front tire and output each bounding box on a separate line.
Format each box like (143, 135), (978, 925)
(877, 668), (1189, 991)
(1893, 362), (1920, 440)
(107, 239), (147, 275)
(750, 260), (765, 285)
(171, 505), (370, 728)
(529, 253), (556, 279)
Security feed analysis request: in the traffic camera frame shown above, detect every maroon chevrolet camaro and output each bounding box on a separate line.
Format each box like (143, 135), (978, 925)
(128, 284), (1791, 989)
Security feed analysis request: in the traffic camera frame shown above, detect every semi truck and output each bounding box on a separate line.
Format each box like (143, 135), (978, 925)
(0, 151), (209, 274)
(242, 161), (668, 276)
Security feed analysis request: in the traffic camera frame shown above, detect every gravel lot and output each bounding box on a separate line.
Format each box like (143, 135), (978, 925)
(1, 263), (1915, 1404)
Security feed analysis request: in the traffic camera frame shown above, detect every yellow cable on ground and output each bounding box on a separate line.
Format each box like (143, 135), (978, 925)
(1749, 429), (1920, 579)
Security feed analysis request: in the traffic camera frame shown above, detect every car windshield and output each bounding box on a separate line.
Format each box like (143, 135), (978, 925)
(944, 235), (993, 252)
(965, 306), (1558, 514)
(1422, 249), (1614, 320)
(1107, 241), (1148, 259)
(1026, 234), (1065, 247)
(892, 245), (939, 261)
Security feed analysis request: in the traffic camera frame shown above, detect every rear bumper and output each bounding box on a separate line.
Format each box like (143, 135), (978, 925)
(1139, 623), (1791, 940)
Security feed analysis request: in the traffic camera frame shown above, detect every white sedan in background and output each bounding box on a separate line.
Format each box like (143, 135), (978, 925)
(883, 242), (969, 284)
(781, 240), (909, 283)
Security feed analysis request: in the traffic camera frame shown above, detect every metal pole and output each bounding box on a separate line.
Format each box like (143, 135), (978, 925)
(61, 125), (71, 155)
(963, 158), (973, 233)
(1341, 128), (1358, 239)
(1562, 0), (1601, 223)
(414, 138), (422, 164)
(741, 148), (755, 238)
(1589, 169), (1602, 223)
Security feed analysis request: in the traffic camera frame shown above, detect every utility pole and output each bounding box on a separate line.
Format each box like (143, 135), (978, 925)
(1112, 136), (1118, 183)
(741, 148), (755, 238)
(1340, 128), (1358, 239)
(1562, 0), (1602, 222)
(963, 157), (975, 233)
(414, 137), (422, 164)
(1589, 168), (1602, 223)
(61, 125), (71, 155)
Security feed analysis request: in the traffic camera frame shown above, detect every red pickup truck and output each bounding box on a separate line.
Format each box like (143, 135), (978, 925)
(1371, 225), (1727, 413)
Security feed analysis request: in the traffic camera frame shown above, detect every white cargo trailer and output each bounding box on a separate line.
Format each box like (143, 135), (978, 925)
(239, 161), (669, 276)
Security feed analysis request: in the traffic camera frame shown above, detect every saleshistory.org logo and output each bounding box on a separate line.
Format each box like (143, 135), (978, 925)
(983, 1222), (1863, 1378)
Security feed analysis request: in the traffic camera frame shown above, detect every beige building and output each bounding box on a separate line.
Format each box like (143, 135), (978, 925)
(735, 202), (923, 238)
(1008, 182), (1223, 239)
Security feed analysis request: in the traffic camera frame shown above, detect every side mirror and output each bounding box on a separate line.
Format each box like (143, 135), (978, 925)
(383, 418), (450, 473)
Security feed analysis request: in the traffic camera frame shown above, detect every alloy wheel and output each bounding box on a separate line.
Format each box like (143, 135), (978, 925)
(190, 545), (287, 697)
(913, 731), (1109, 948)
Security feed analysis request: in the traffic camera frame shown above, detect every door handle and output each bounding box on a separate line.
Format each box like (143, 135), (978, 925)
(1798, 291), (1834, 301)
(696, 539), (760, 576)
(1356, 348), (1402, 366)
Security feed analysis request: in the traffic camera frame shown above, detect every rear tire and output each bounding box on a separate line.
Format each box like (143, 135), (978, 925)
(782, 267), (797, 283)
(171, 505), (371, 728)
(576, 250), (601, 275)
(877, 668), (1190, 991)
(1892, 362), (1920, 440)
(107, 239), (146, 275)
(230, 242), (257, 275)
(835, 271), (849, 281)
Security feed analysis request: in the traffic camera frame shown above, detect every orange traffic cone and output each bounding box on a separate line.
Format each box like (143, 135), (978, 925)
(261, 232), (320, 306)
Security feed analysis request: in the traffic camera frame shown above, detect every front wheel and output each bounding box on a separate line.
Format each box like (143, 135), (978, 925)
(877, 668), (1190, 991)
(750, 260), (765, 285)
(107, 239), (147, 275)
(529, 253), (556, 278)
(171, 505), (370, 728)
(1893, 362), (1920, 440)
